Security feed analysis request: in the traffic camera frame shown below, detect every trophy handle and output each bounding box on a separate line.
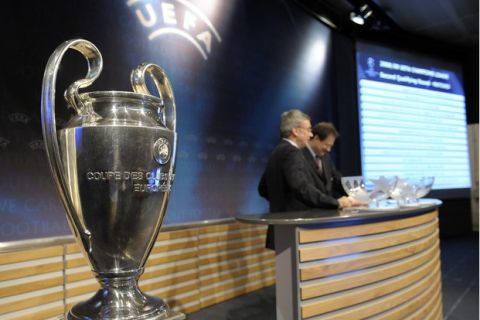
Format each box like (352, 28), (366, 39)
(130, 63), (177, 132)
(41, 39), (103, 249)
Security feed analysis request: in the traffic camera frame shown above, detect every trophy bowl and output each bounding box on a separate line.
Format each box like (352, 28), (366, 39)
(390, 176), (435, 206)
(341, 176), (388, 205)
(414, 176), (435, 198)
(370, 176), (398, 199)
(41, 39), (184, 320)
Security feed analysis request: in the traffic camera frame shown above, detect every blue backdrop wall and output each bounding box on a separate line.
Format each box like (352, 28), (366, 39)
(0, 0), (336, 241)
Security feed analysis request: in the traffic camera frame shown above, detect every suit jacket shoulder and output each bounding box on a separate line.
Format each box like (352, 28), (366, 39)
(259, 140), (339, 212)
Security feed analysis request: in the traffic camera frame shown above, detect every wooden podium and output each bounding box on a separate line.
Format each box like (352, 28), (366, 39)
(237, 201), (443, 320)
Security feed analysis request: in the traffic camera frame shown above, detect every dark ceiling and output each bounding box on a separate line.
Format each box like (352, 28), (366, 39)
(295, 0), (479, 52)
(372, 0), (478, 49)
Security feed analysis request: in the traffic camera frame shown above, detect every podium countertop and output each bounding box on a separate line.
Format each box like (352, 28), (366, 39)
(236, 199), (442, 227)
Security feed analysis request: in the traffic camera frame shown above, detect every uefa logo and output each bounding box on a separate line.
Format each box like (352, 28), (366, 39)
(153, 137), (171, 164)
(0, 137), (10, 149)
(8, 112), (31, 124)
(365, 57), (378, 77)
(28, 140), (45, 150)
(128, 0), (222, 60)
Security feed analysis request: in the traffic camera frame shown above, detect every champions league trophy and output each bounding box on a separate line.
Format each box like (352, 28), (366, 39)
(41, 39), (184, 319)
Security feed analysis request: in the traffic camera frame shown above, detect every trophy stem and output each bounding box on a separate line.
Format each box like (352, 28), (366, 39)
(97, 271), (142, 291)
(67, 269), (185, 320)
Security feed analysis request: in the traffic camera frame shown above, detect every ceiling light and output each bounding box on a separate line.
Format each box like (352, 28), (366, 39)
(359, 4), (373, 19)
(350, 4), (374, 25)
(350, 12), (364, 25)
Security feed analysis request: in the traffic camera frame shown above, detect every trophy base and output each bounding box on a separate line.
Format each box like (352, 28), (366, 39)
(67, 287), (185, 320)
(68, 311), (185, 320)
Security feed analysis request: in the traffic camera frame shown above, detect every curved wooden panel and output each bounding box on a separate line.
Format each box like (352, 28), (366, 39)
(0, 221), (272, 319)
(0, 260), (63, 282)
(301, 260), (440, 318)
(201, 269), (275, 297)
(199, 247), (266, 265)
(143, 261), (198, 280)
(0, 245), (65, 319)
(198, 237), (266, 254)
(199, 222), (263, 234)
(199, 251), (273, 277)
(142, 272), (198, 291)
(146, 251), (197, 266)
(300, 243), (439, 299)
(0, 290), (64, 315)
(300, 231), (438, 281)
(66, 282), (99, 298)
(66, 256), (89, 268)
(295, 210), (442, 320)
(429, 299), (443, 320)
(0, 246), (63, 265)
(299, 219), (438, 262)
(66, 269), (94, 283)
(312, 270), (441, 320)
(197, 223), (274, 310)
(9, 305), (65, 320)
(65, 243), (81, 254)
(0, 276), (64, 298)
(369, 279), (441, 319)
(198, 227), (266, 245)
(199, 260), (275, 287)
(157, 229), (198, 241)
(299, 211), (437, 243)
(150, 239), (198, 253)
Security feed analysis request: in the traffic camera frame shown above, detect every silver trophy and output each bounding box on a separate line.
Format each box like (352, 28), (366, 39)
(41, 39), (185, 319)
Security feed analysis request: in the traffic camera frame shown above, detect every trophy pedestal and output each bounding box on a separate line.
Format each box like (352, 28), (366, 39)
(68, 310), (185, 320)
(67, 275), (186, 320)
(161, 312), (186, 320)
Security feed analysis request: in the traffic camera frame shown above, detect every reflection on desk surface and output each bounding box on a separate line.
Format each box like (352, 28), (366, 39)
(236, 199), (442, 225)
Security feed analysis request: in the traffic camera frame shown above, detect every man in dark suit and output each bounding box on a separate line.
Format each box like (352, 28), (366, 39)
(302, 122), (349, 200)
(258, 111), (352, 249)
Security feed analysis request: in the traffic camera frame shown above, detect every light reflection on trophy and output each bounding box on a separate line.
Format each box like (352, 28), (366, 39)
(41, 39), (184, 319)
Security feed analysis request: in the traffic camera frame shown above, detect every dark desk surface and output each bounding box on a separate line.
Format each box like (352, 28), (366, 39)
(236, 199), (442, 227)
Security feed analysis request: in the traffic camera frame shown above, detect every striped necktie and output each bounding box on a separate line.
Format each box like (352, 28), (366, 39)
(315, 155), (323, 175)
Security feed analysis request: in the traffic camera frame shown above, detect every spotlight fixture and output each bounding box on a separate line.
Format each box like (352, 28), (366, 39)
(350, 11), (364, 25)
(359, 4), (373, 19)
(350, 4), (373, 25)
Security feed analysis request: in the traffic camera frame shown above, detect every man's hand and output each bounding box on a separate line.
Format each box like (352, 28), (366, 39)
(347, 196), (364, 207)
(337, 196), (352, 208)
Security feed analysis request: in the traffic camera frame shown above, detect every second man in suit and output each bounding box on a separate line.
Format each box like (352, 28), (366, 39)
(302, 122), (349, 202)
